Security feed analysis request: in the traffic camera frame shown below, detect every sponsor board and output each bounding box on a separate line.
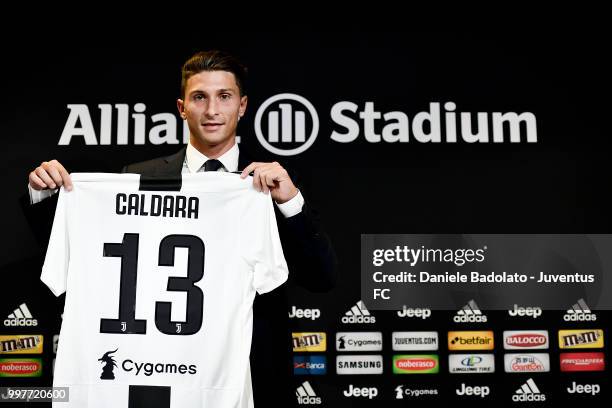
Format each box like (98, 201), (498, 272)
(336, 355), (383, 375)
(449, 354), (495, 373)
(448, 331), (494, 350)
(393, 355), (439, 374)
(392, 331), (438, 351)
(293, 333), (326, 352)
(504, 353), (550, 373)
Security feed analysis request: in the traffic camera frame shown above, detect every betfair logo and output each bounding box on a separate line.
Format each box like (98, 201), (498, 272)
(292, 332), (327, 352)
(448, 331), (494, 350)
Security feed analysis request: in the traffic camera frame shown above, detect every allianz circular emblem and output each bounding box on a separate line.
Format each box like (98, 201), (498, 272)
(255, 93), (319, 156)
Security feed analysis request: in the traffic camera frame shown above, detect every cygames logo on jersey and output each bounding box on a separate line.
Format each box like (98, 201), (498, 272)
(294, 356), (326, 375)
(0, 358), (42, 377)
(393, 355), (439, 374)
(292, 333), (326, 352)
(97, 348), (197, 380)
(0, 335), (43, 354)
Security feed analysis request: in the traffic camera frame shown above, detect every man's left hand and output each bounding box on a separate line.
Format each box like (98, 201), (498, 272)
(240, 161), (298, 204)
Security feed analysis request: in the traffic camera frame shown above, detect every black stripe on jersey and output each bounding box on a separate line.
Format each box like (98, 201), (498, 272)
(128, 385), (171, 408)
(139, 175), (182, 191)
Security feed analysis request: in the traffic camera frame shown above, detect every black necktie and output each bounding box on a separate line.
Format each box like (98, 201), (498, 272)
(203, 159), (223, 172)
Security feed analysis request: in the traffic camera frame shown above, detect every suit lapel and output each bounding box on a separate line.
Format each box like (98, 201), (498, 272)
(158, 147), (187, 177)
(238, 147), (254, 172)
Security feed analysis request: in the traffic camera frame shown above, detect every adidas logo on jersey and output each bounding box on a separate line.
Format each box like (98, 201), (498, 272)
(4, 303), (37, 327)
(296, 381), (322, 405)
(453, 300), (487, 323)
(512, 378), (546, 402)
(341, 301), (375, 324)
(563, 299), (597, 321)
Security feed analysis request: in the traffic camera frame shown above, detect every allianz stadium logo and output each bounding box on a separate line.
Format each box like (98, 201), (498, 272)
(58, 95), (538, 154)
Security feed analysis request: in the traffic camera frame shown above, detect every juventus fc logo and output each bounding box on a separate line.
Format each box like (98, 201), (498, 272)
(121, 322), (127, 332)
(176, 323), (182, 334)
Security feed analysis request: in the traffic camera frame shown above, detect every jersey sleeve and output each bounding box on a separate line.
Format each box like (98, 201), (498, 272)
(242, 193), (289, 295)
(40, 187), (70, 296)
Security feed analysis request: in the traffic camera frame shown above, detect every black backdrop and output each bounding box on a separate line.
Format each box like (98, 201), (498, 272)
(0, 32), (609, 407)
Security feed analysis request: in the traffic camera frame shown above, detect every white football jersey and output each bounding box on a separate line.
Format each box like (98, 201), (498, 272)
(41, 172), (288, 407)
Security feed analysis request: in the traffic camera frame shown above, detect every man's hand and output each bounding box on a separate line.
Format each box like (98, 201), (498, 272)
(29, 160), (72, 191)
(240, 161), (298, 204)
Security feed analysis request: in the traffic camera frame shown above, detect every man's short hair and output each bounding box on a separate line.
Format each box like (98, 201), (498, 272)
(181, 50), (248, 98)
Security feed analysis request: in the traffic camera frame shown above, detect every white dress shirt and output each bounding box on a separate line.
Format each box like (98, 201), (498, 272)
(28, 142), (304, 218)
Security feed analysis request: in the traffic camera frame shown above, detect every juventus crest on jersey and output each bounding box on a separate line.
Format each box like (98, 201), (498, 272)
(41, 173), (289, 407)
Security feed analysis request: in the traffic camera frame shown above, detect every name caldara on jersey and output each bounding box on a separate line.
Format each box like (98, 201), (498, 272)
(41, 172), (289, 408)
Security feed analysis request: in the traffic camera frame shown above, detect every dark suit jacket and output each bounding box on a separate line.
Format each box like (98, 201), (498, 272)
(22, 146), (338, 405)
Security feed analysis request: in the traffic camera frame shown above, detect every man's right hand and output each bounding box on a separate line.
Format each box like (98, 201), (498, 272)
(28, 160), (72, 191)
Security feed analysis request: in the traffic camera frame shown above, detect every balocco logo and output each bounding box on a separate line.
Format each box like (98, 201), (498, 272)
(254, 93), (319, 156)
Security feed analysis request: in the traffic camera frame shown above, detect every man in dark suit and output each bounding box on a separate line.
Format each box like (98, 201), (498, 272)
(25, 50), (337, 406)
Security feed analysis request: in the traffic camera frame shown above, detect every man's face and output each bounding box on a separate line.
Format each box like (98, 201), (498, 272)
(178, 70), (247, 151)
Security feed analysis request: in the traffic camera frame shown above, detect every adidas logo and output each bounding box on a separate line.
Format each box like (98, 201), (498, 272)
(512, 378), (546, 402)
(341, 300), (375, 324)
(453, 300), (487, 323)
(296, 381), (322, 405)
(563, 299), (597, 321)
(4, 303), (38, 327)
